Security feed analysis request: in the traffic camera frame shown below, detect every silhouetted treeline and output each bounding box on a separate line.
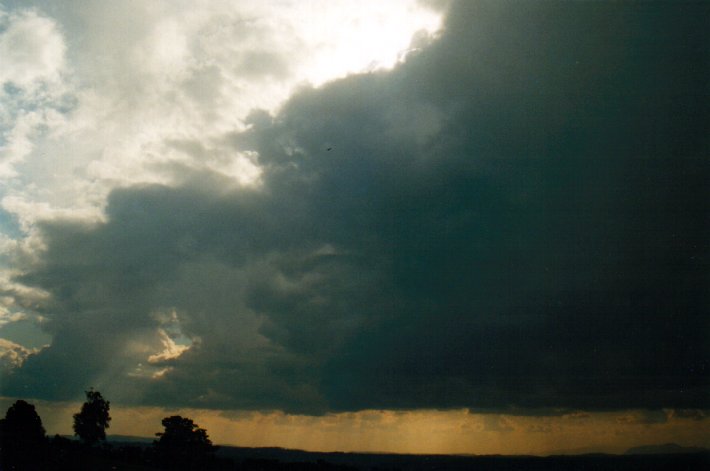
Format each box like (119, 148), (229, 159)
(0, 400), (46, 470)
(1, 395), (708, 470)
(0, 392), (221, 470)
(0, 394), (354, 470)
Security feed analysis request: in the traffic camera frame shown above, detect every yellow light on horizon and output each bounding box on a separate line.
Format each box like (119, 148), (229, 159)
(5, 397), (706, 457)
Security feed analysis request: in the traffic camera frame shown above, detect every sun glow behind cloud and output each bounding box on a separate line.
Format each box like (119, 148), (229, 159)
(292, 1), (443, 86)
(0, 0), (443, 229)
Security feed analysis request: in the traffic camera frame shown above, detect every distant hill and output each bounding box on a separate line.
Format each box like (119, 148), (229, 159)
(107, 434), (153, 445)
(625, 443), (709, 455)
(213, 445), (710, 471)
(545, 445), (624, 456)
(40, 437), (710, 470)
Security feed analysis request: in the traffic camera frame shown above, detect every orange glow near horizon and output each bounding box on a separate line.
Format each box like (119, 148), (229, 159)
(2, 397), (707, 456)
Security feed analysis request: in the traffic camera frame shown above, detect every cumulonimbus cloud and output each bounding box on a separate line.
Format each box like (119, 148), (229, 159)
(2, 0), (708, 414)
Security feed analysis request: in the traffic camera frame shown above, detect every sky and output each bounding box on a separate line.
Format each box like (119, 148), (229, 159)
(0, 0), (708, 455)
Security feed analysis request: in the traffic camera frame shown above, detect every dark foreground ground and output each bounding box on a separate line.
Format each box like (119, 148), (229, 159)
(218, 447), (710, 471)
(3, 438), (709, 470)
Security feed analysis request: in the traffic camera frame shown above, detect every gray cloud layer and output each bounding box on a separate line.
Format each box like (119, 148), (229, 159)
(3, 0), (708, 414)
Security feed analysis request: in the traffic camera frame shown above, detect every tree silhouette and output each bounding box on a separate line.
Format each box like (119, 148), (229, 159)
(0, 400), (47, 469)
(73, 389), (111, 445)
(154, 415), (216, 470)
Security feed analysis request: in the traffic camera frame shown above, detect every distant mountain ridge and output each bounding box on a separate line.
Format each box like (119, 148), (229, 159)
(625, 443), (709, 455)
(105, 436), (710, 457)
(51, 437), (710, 470)
(106, 434), (153, 445)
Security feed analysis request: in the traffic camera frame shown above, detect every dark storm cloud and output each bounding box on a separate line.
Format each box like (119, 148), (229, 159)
(4, 181), (382, 412)
(4, 1), (708, 413)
